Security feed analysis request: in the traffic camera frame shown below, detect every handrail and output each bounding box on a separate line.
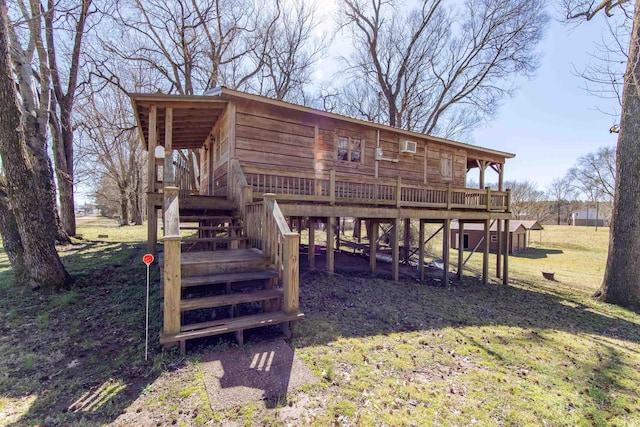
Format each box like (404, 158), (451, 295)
(242, 165), (511, 212)
(229, 161), (299, 314)
(265, 194), (300, 314)
(229, 158), (253, 219)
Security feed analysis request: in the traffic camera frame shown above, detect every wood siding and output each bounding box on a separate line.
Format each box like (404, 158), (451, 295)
(230, 100), (470, 188)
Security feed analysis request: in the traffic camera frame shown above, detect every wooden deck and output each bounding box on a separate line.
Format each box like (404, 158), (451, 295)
(241, 165), (510, 213)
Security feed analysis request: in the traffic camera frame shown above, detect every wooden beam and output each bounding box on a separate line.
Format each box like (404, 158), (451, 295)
(503, 219), (510, 284)
(327, 216), (335, 274)
(483, 219), (490, 284)
(308, 218), (315, 268)
(369, 220), (378, 274)
(280, 204), (512, 220)
(147, 199), (157, 254)
(162, 186), (181, 336)
(419, 220), (425, 281)
(496, 219), (502, 278)
(442, 219), (451, 286)
(477, 160), (486, 189)
(392, 218), (399, 282)
(403, 218), (411, 261)
(147, 105), (157, 192)
(164, 107), (174, 186)
(283, 233), (299, 314)
(457, 221), (464, 280)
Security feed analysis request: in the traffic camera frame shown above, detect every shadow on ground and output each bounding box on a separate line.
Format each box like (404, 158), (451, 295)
(295, 250), (640, 347)
(512, 248), (564, 259)
(0, 240), (180, 426)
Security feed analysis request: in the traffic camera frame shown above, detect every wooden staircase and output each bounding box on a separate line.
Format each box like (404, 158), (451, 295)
(159, 194), (303, 353)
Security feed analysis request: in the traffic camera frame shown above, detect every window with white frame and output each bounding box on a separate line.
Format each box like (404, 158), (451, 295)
(337, 136), (363, 163)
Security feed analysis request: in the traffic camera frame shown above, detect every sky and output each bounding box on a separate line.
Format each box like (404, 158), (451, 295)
(314, 2), (622, 192)
(471, 16), (621, 190)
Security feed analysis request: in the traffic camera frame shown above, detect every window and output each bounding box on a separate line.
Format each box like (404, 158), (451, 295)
(337, 136), (363, 163)
(441, 153), (453, 180)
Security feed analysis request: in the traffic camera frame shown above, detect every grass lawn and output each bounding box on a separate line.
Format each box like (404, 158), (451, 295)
(0, 219), (638, 426)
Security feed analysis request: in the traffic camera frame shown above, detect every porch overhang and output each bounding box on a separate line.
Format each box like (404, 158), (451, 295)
(130, 93), (228, 151)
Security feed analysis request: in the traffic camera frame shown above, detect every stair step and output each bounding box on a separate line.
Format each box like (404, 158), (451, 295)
(159, 311), (304, 339)
(180, 288), (283, 312)
(182, 236), (249, 244)
(181, 270), (279, 288)
(180, 248), (268, 276)
(180, 225), (243, 231)
(179, 215), (240, 222)
(179, 196), (236, 211)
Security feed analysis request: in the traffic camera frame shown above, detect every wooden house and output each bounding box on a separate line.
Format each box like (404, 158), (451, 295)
(130, 87), (515, 352)
(451, 220), (542, 255)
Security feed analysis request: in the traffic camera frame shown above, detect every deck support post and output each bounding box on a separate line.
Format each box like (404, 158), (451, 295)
(308, 218), (315, 267)
(327, 216), (335, 274)
(283, 233), (300, 314)
(503, 219), (510, 284)
(147, 203), (158, 254)
(442, 219), (451, 286)
(146, 105), (158, 254)
(419, 220), (425, 281)
(147, 105), (157, 193)
(392, 218), (400, 282)
(369, 220), (378, 274)
(163, 187), (181, 336)
(164, 107), (174, 186)
(457, 221), (464, 280)
(483, 219), (490, 284)
(403, 218), (411, 261)
(496, 220), (502, 278)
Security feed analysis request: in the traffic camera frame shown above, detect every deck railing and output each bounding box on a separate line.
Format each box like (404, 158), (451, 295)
(174, 153), (192, 198)
(242, 165), (511, 212)
(229, 160), (300, 314)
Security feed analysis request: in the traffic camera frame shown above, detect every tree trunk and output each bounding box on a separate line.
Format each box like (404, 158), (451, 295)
(120, 189), (130, 226)
(0, 2), (69, 290)
(0, 186), (28, 286)
(596, 0), (640, 308)
(129, 190), (142, 225)
(51, 103), (76, 237)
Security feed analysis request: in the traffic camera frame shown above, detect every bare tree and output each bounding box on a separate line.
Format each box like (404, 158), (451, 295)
(504, 180), (545, 220)
(96, 0), (280, 95)
(566, 145), (616, 202)
(43, 0), (96, 237)
(0, 0), (69, 289)
(76, 84), (146, 225)
(246, 0), (326, 104)
(8, 0), (72, 244)
(334, 0), (548, 137)
(565, 0), (640, 307)
(547, 176), (576, 225)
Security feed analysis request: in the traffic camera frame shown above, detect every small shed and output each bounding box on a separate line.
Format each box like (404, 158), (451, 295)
(451, 220), (542, 255)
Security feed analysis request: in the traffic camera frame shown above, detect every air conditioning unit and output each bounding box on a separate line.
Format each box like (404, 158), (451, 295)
(400, 139), (417, 154)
